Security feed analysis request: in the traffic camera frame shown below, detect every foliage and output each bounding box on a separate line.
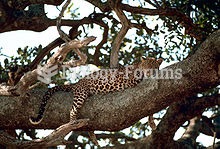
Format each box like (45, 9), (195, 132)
(0, 45), (43, 83)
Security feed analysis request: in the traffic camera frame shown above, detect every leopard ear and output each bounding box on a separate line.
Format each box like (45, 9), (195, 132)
(141, 56), (149, 62)
(157, 58), (163, 65)
(141, 56), (147, 62)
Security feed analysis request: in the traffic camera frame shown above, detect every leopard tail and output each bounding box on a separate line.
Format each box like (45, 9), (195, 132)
(29, 85), (71, 125)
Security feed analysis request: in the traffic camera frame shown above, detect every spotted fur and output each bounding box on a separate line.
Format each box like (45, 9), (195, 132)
(29, 57), (163, 124)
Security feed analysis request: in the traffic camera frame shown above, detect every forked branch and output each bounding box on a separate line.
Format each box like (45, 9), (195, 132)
(0, 119), (89, 148)
(8, 36), (96, 97)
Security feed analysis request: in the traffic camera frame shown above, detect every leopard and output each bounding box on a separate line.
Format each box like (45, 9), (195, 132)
(29, 57), (162, 144)
(30, 57), (162, 125)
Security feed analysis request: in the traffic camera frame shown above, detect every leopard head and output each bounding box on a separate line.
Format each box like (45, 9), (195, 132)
(138, 57), (163, 70)
(137, 57), (163, 77)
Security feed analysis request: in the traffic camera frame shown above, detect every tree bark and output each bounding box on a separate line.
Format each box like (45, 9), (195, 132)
(0, 30), (220, 132)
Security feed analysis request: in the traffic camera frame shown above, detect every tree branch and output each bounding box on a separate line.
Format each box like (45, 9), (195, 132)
(93, 18), (109, 66)
(145, 0), (160, 8)
(130, 22), (153, 35)
(29, 37), (64, 70)
(180, 117), (200, 145)
(56, 0), (71, 43)
(85, 0), (111, 12)
(0, 119), (88, 148)
(74, 131), (136, 142)
(0, 84), (14, 96)
(119, 3), (206, 40)
(109, 0), (130, 68)
(8, 36), (96, 96)
(0, 29), (219, 130)
(103, 95), (220, 149)
(149, 94), (220, 148)
(7, 0), (64, 9)
(0, 0), (207, 41)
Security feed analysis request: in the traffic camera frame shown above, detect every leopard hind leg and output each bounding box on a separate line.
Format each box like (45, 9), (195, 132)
(69, 91), (99, 146)
(70, 97), (85, 122)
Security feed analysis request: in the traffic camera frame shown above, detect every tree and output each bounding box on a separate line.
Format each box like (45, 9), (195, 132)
(0, 0), (220, 148)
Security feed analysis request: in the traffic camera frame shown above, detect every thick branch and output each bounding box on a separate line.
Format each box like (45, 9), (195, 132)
(0, 9), (108, 33)
(0, 0), (206, 40)
(0, 30), (219, 131)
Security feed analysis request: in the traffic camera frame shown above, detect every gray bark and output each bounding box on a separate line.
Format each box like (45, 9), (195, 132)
(0, 30), (220, 132)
